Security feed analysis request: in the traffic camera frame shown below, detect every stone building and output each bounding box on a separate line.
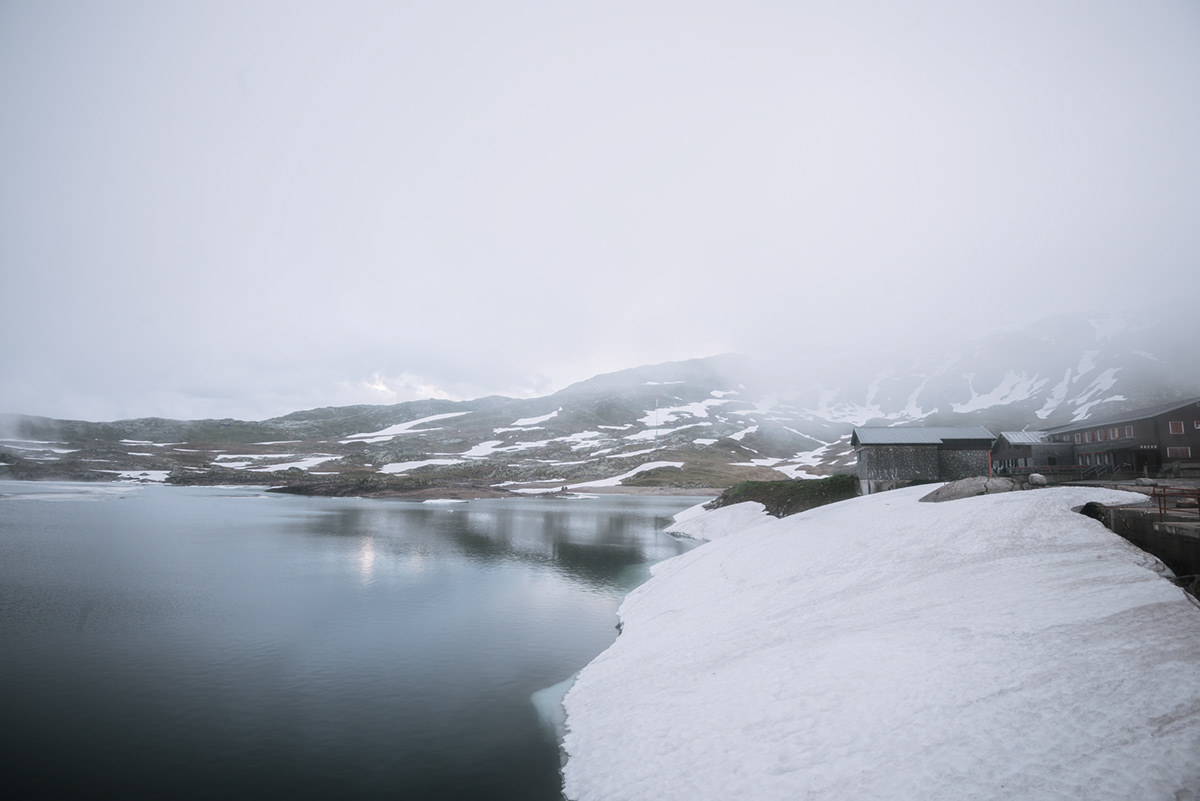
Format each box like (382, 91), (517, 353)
(852, 426), (996, 495)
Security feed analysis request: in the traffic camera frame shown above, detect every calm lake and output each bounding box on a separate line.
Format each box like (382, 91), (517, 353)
(0, 481), (703, 800)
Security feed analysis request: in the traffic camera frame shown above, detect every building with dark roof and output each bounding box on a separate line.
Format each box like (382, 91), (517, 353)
(851, 426), (996, 494)
(1041, 396), (1200, 474)
(992, 431), (1075, 473)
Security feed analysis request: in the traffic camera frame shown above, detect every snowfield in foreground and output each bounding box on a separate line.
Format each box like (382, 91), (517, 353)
(562, 486), (1200, 801)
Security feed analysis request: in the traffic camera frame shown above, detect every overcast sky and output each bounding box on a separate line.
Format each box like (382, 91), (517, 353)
(2, 1), (1197, 421)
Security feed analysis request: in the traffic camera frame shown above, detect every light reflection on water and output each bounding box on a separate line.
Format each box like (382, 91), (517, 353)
(0, 482), (704, 800)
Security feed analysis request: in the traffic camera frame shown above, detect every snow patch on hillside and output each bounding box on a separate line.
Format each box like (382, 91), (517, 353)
(379, 458), (466, 474)
(510, 461), (686, 492)
(462, 440), (505, 457)
(728, 425), (758, 441)
(341, 412), (471, 443)
(638, 399), (732, 426)
(799, 388), (886, 426)
(606, 447), (658, 459)
(1076, 350), (1100, 375)
(1069, 369), (1124, 421)
(115, 470), (170, 483)
(902, 379), (933, 419)
(249, 455), (339, 472)
(512, 408), (561, 426)
(1071, 395), (1128, 422)
(1035, 369), (1072, 419)
(784, 438), (850, 477)
(952, 371), (1047, 413)
(626, 423), (711, 442)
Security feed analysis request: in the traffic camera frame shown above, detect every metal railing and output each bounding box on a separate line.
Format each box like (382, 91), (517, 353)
(1151, 485), (1200, 523)
(994, 464), (1112, 479)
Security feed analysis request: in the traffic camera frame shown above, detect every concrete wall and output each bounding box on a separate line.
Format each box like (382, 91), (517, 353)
(1098, 506), (1200, 578)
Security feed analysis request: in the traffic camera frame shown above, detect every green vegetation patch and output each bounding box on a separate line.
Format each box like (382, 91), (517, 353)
(705, 473), (859, 518)
(620, 452), (787, 488)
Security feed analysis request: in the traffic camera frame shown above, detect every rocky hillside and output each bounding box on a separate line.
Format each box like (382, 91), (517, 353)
(2, 310), (1196, 493)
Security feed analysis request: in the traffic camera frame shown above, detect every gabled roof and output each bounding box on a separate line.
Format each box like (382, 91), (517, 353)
(851, 426), (995, 447)
(1042, 396), (1200, 434)
(998, 431), (1049, 445)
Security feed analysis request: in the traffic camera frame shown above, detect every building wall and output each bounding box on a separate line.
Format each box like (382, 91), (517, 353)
(856, 444), (993, 492)
(1031, 442), (1075, 466)
(1153, 402), (1200, 461)
(1066, 400), (1200, 468)
(991, 442), (1030, 468)
(937, 449), (991, 480)
(993, 442), (1074, 469)
(856, 445), (940, 483)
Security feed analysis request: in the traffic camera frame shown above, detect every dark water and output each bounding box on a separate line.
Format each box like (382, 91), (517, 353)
(0, 482), (702, 800)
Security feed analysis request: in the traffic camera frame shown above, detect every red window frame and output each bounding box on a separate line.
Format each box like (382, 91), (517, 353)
(1166, 446), (1191, 459)
(1169, 420), (1185, 435)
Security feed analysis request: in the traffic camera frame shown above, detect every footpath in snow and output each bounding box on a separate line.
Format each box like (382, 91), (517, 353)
(561, 485), (1200, 801)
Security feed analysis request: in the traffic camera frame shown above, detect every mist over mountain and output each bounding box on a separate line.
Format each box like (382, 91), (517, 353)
(2, 310), (1196, 491)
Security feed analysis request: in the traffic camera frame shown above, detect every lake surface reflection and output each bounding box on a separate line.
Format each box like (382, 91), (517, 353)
(0, 482), (703, 800)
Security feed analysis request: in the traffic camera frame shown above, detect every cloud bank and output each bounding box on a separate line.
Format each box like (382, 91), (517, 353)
(2, 1), (1197, 420)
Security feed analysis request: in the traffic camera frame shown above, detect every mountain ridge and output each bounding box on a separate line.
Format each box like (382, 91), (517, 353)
(2, 310), (1197, 491)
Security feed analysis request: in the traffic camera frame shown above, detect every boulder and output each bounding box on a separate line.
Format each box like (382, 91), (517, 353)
(1027, 473), (1048, 487)
(920, 476), (1020, 503)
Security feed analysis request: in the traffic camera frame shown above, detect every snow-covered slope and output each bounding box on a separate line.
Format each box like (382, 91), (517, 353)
(561, 486), (1200, 800)
(664, 500), (770, 541)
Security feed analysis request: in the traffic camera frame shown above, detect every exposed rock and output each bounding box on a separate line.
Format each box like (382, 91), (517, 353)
(1028, 473), (1048, 487)
(1135, 477), (1158, 486)
(920, 476), (1020, 503)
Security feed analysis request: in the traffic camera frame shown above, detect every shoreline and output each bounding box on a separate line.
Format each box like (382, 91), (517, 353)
(0, 475), (723, 501)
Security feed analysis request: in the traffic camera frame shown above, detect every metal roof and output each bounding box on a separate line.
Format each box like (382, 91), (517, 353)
(851, 426), (995, 446)
(998, 431), (1048, 445)
(1041, 396), (1200, 433)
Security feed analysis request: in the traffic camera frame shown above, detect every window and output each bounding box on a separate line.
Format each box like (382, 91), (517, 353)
(1110, 427), (1120, 439)
(1097, 429), (1107, 441)
(1074, 433), (1082, 444)
(1195, 421), (1200, 429)
(1084, 431), (1092, 443)
(1125, 425), (1134, 438)
(1166, 446), (1192, 459)
(1169, 421), (1185, 435)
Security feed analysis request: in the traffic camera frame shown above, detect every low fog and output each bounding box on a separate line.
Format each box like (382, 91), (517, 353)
(2, 1), (1197, 421)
